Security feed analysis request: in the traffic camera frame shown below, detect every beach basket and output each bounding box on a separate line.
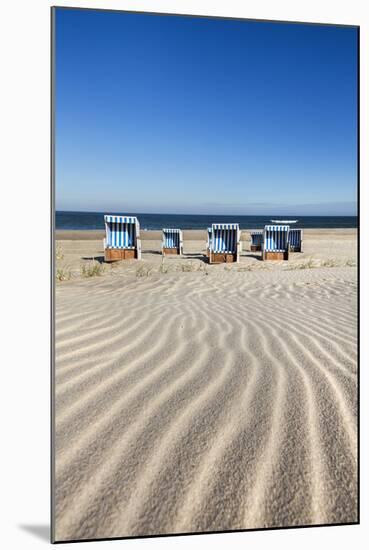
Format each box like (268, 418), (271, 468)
(208, 224), (241, 263)
(103, 215), (141, 261)
(262, 225), (290, 260)
(162, 228), (183, 255)
(289, 228), (303, 252)
(250, 230), (263, 252)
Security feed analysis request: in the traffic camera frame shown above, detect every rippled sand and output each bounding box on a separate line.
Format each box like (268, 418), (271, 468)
(53, 230), (358, 541)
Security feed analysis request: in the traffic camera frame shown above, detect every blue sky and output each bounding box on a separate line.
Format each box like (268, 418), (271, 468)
(55, 9), (358, 216)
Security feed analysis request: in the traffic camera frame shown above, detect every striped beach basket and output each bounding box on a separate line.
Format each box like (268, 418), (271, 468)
(104, 215), (141, 261)
(262, 225), (290, 261)
(162, 228), (183, 255)
(206, 227), (212, 258)
(289, 228), (303, 252)
(209, 223), (240, 263)
(250, 230), (263, 252)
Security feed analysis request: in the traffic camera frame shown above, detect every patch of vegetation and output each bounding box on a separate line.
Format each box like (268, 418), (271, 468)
(136, 264), (153, 278)
(55, 244), (64, 261)
(56, 267), (72, 281)
(159, 257), (169, 274)
(320, 258), (340, 268)
(197, 263), (209, 275)
(237, 265), (253, 272)
(181, 261), (196, 272)
(81, 261), (105, 278)
(285, 258), (316, 270)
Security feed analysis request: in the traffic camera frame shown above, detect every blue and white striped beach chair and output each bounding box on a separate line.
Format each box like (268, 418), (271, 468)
(250, 230), (263, 252)
(162, 228), (183, 255)
(206, 227), (212, 258)
(104, 215), (141, 261)
(262, 225), (290, 260)
(289, 228), (303, 252)
(209, 223), (240, 263)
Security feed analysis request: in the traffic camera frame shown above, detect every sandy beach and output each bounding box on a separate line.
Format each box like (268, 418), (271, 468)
(54, 229), (358, 541)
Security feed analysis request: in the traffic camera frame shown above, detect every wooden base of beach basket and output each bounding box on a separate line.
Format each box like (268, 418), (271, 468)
(290, 245), (302, 253)
(263, 250), (289, 261)
(162, 247), (180, 256)
(210, 252), (237, 263)
(250, 244), (262, 252)
(104, 248), (137, 262)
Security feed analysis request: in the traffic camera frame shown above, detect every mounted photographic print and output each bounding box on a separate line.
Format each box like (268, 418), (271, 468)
(51, 6), (359, 543)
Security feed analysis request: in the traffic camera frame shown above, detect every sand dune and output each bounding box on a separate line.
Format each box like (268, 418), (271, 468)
(54, 244), (357, 541)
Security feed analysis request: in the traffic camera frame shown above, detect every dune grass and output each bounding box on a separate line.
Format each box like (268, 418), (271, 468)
(237, 265), (254, 272)
(81, 261), (105, 278)
(197, 263), (209, 275)
(180, 261), (196, 272)
(56, 244), (64, 261)
(56, 267), (72, 282)
(159, 257), (169, 274)
(284, 258), (316, 270)
(136, 264), (153, 277)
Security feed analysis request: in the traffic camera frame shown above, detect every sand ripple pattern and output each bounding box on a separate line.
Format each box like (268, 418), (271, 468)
(54, 268), (358, 541)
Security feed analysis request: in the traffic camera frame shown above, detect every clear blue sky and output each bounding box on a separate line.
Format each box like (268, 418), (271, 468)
(55, 8), (358, 216)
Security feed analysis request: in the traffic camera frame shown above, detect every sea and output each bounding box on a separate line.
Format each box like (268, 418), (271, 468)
(56, 211), (358, 231)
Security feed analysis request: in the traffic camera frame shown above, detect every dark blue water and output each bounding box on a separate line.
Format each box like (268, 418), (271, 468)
(56, 211), (357, 230)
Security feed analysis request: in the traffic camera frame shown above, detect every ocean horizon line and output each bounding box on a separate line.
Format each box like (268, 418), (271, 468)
(56, 209), (357, 218)
(56, 211), (357, 231)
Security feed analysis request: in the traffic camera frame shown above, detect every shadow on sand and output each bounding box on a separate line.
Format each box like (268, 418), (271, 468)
(82, 256), (105, 264)
(182, 253), (208, 263)
(241, 252), (263, 261)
